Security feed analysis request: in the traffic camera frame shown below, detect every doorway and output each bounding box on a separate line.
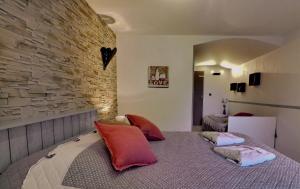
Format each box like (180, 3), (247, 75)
(193, 71), (204, 126)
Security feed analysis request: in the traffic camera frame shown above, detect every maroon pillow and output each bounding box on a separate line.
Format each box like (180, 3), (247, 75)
(125, 114), (165, 141)
(234, 112), (254, 116)
(94, 122), (157, 171)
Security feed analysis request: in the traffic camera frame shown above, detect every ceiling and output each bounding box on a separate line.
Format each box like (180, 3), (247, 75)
(86, 0), (300, 35)
(194, 38), (278, 67)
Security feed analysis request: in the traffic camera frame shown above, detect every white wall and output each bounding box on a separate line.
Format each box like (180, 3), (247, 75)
(117, 34), (283, 132)
(229, 31), (300, 162)
(194, 66), (230, 116)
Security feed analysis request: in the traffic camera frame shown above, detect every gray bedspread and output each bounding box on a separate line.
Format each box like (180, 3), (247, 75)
(62, 132), (300, 189)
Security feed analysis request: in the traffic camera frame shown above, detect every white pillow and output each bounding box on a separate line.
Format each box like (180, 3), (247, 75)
(115, 115), (130, 124)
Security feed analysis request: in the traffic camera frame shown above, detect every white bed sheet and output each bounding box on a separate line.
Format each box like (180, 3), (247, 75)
(22, 132), (100, 189)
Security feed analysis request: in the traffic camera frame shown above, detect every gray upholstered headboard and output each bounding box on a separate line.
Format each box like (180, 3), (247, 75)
(0, 109), (97, 173)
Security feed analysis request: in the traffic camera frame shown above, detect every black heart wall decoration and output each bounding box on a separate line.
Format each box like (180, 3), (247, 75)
(100, 47), (117, 70)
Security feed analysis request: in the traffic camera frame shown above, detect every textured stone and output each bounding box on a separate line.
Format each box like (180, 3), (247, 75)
(0, 93), (9, 98)
(7, 97), (31, 107)
(0, 0), (117, 122)
(0, 99), (8, 105)
(2, 87), (21, 97)
(28, 86), (47, 94)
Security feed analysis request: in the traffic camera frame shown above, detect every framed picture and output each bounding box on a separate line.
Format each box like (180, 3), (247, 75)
(148, 66), (169, 88)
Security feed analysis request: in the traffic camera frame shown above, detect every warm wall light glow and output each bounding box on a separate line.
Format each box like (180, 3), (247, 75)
(100, 12), (131, 32)
(220, 60), (238, 69)
(195, 60), (216, 67)
(101, 105), (111, 113)
(232, 66), (243, 78)
(220, 60), (243, 78)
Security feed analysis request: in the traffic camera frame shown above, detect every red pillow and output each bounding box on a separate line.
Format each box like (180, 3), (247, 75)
(234, 112), (254, 116)
(94, 122), (157, 171)
(125, 114), (165, 141)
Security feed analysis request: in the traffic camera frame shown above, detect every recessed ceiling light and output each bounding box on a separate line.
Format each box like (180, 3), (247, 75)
(195, 60), (216, 66)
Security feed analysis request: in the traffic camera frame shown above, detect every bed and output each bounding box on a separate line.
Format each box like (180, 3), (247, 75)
(1, 131), (300, 189)
(202, 114), (228, 132)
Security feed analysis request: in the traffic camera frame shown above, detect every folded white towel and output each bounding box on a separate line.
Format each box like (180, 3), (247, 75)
(214, 114), (227, 118)
(201, 132), (245, 146)
(214, 145), (276, 167)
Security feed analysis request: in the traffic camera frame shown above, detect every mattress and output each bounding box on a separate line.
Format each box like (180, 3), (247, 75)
(2, 131), (300, 189)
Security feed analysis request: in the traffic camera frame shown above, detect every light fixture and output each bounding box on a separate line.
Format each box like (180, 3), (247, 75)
(220, 60), (238, 69)
(210, 70), (221, 76)
(195, 60), (216, 67)
(98, 14), (116, 24)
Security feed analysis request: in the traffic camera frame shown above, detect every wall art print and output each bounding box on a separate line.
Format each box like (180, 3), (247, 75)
(148, 66), (169, 88)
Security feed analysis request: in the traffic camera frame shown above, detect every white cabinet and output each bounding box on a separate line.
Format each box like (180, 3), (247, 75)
(228, 116), (277, 148)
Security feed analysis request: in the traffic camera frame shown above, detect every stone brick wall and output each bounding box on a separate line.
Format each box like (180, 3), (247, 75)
(0, 0), (117, 123)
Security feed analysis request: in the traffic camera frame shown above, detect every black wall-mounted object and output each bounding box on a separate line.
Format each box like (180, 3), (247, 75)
(230, 83), (237, 91)
(100, 47), (117, 70)
(212, 72), (221, 76)
(249, 72), (261, 86)
(237, 83), (246, 92)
